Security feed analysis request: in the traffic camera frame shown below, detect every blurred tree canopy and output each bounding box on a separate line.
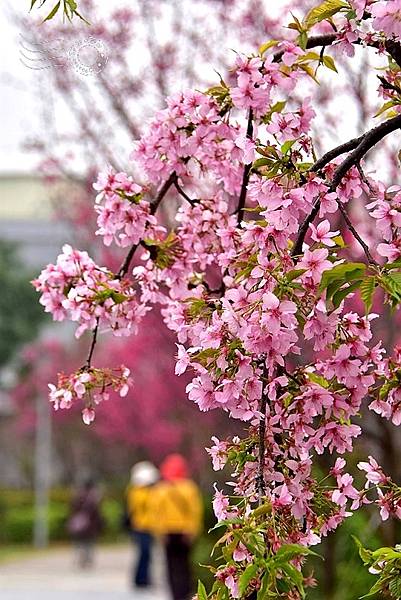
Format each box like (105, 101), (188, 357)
(0, 241), (45, 369)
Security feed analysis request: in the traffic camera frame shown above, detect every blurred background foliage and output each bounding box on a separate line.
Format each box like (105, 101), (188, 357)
(0, 240), (45, 368)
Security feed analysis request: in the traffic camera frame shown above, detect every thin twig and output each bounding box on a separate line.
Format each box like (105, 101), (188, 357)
(237, 108), (254, 225)
(292, 113), (401, 257)
(356, 162), (377, 196)
(117, 172), (177, 278)
(337, 202), (377, 264)
(85, 318), (99, 368)
(174, 179), (197, 206)
(257, 363), (268, 503)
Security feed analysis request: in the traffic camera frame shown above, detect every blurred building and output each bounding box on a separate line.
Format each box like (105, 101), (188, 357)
(0, 173), (70, 268)
(0, 173), (71, 485)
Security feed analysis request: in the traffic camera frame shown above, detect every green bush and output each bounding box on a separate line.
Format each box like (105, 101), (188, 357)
(0, 504), (68, 544)
(0, 488), (125, 544)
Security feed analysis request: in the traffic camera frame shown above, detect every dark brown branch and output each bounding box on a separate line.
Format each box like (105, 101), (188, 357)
(85, 318), (99, 368)
(291, 113), (401, 257)
(331, 114), (401, 189)
(311, 133), (364, 173)
(385, 39), (401, 69)
(174, 179), (197, 206)
(117, 172), (177, 278)
(257, 364), (268, 502)
(273, 34), (337, 63)
(237, 109), (254, 225)
(337, 202), (376, 264)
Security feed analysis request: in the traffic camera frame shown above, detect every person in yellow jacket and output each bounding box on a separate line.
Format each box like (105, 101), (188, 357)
(126, 461), (159, 588)
(152, 454), (203, 600)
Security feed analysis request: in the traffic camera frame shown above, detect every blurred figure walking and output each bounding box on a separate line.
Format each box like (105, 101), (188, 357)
(154, 454), (203, 600)
(126, 461), (159, 588)
(67, 477), (103, 569)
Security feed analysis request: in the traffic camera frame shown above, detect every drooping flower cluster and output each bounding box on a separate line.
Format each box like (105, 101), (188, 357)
(48, 366), (131, 424)
(32, 244), (147, 338)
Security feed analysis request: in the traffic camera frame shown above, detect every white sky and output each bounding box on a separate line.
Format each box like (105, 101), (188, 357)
(0, 1), (44, 173)
(0, 1), (291, 176)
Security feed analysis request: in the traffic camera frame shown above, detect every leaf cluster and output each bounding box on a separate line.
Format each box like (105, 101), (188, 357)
(354, 537), (401, 599)
(29, 0), (89, 23)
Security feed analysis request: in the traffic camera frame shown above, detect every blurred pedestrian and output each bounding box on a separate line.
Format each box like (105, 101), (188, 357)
(126, 461), (159, 588)
(67, 477), (103, 569)
(153, 454), (203, 600)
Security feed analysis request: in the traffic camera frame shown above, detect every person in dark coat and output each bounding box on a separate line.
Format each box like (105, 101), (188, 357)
(67, 477), (104, 568)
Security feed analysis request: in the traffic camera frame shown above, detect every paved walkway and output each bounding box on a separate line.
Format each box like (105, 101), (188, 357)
(0, 544), (170, 600)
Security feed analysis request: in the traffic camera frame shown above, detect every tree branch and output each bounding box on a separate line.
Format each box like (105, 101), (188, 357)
(291, 113), (401, 257)
(117, 172), (177, 278)
(85, 318), (99, 368)
(237, 109), (254, 225)
(257, 363), (268, 502)
(337, 202), (376, 264)
(273, 34), (337, 63)
(174, 179), (197, 206)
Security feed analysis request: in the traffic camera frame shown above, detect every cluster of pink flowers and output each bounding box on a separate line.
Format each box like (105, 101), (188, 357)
(371, 0), (401, 40)
(132, 90), (244, 194)
(93, 167), (155, 247)
(368, 186), (401, 260)
(48, 366), (131, 424)
(33, 244), (147, 338)
(267, 99), (316, 143)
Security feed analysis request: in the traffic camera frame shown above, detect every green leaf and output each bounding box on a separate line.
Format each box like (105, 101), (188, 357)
(253, 158), (273, 169)
(322, 55), (338, 72)
(360, 579), (385, 598)
(281, 139), (296, 155)
(332, 234), (346, 248)
(197, 580), (208, 600)
(259, 40), (279, 55)
(307, 372), (330, 388)
(375, 100), (397, 118)
(274, 543), (320, 564)
(360, 276), (376, 313)
(43, 1), (61, 21)
(332, 279), (362, 308)
(298, 31), (309, 50)
(30, 0), (40, 10)
(280, 563), (305, 597)
(239, 563), (259, 595)
(389, 577), (401, 598)
(352, 536), (373, 565)
(286, 269), (307, 282)
(383, 260), (401, 270)
(303, 0), (349, 29)
(319, 262), (366, 294)
(381, 272), (401, 306)
(257, 571), (271, 599)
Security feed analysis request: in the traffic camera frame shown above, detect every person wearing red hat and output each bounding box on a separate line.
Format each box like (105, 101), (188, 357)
(153, 454), (203, 600)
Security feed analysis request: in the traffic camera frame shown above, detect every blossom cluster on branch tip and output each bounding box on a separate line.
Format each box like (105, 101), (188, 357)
(32, 244), (148, 338)
(48, 366), (131, 424)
